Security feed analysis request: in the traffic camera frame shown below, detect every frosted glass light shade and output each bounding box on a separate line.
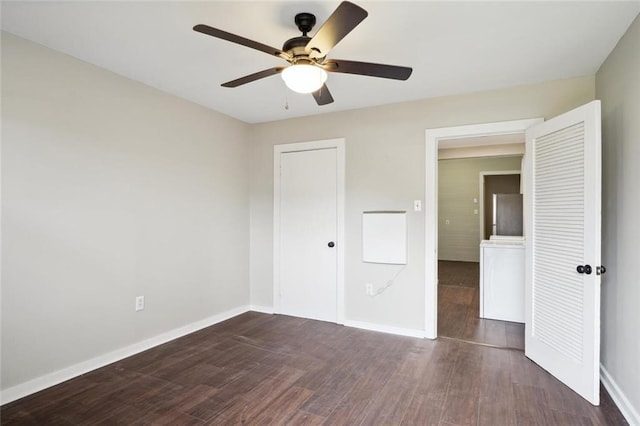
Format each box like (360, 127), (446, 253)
(281, 65), (328, 94)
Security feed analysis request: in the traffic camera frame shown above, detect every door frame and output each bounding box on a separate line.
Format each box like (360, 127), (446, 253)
(424, 119), (542, 338)
(273, 138), (346, 324)
(478, 170), (522, 242)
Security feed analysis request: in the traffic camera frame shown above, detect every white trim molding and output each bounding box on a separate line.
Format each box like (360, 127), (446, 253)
(424, 118), (543, 339)
(343, 320), (426, 339)
(249, 305), (275, 314)
(273, 138), (346, 324)
(0, 305), (251, 405)
(601, 364), (640, 425)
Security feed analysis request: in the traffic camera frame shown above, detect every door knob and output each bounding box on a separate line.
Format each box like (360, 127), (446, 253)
(328, 241), (335, 248)
(597, 265), (607, 275)
(576, 265), (592, 275)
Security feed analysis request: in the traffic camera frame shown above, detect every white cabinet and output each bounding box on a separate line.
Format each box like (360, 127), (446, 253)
(480, 239), (525, 323)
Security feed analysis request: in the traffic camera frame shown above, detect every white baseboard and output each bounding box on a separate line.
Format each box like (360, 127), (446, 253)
(601, 364), (640, 426)
(249, 305), (274, 314)
(0, 305), (250, 405)
(247, 308), (426, 340)
(343, 319), (425, 339)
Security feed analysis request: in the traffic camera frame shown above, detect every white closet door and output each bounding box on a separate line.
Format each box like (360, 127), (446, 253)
(525, 100), (601, 405)
(278, 148), (338, 322)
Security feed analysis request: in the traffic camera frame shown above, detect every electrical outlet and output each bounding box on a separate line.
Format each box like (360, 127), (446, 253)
(366, 283), (374, 296)
(135, 296), (145, 311)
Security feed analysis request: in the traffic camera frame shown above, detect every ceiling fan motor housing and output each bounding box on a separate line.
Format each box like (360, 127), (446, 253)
(282, 36), (313, 62)
(284, 13), (322, 63)
(295, 12), (316, 35)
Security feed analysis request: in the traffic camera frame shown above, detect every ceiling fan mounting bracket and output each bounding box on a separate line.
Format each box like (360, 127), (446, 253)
(294, 12), (316, 36)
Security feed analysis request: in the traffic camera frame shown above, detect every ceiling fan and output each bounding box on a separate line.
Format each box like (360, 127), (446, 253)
(193, 1), (412, 106)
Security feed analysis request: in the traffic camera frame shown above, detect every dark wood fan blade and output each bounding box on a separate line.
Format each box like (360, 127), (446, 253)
(221, 67), (285, 88)
(306, 2), (368, 59)
(194, 24), (290, 61)
(322, 59), (412, 80)
(312, 84), (334, 105)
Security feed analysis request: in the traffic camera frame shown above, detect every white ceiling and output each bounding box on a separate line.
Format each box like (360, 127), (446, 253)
(2, 1), (639, 124)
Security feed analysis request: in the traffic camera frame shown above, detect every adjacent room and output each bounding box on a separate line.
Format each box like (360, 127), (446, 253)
(2, 1), (639, 424)
(437, 140), (525, 349)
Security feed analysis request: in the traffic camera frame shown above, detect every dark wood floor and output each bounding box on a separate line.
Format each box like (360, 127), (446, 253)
(1, 312), (626, 425)
(438, 260), (525, 350)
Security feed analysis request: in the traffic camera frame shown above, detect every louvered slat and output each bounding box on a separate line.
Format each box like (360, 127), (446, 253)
(532, 122), (585, 364)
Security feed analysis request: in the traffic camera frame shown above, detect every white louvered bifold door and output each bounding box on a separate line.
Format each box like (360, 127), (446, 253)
(524, 101), (602, 405)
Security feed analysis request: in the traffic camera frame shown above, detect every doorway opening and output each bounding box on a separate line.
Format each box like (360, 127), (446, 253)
(437, 155), (524, 349)
(424, 118), (543, 339)
(438, 156), (524, 351)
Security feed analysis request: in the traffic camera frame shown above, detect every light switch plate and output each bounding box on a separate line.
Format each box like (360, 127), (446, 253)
(135, 296), (145, 311)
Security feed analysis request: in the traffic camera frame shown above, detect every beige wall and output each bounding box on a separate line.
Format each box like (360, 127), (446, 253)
(250, 76), (595, 332)
(596, 13), (640, 421)
(1, 34), (251, 391)
(438, 156), (522, 262)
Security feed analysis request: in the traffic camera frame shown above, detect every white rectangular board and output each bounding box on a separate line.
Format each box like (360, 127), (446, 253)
(362, 211), (407, 264)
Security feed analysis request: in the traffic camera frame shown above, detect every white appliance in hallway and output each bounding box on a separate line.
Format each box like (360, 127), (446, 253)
(479, 237), (525, 323)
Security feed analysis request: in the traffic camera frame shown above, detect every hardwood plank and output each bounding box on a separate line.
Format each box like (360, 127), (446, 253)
(505, 322), (525, 348)
(284, 409), (326, 425)
(400, 394), (444, 426)
(439, 343), (484, 426)
(591, 383), (630, 425)
(153, 384), (218, 416)
(512, 383), (555, 426)
(477, 347), (516, 426)
(214, 366), (305, 423)
(185, 393), (242, 422)
(250, 386), (314, 424)
(0, 376), (98, 424)
(300, 368), (362, 417)
(195, 363), (278, 410)
(136, 410), (205, 425)
(1, 312), (627, 425)
(322, 371), (383, 425)
(414, 339), (462, 401)
(358, 374), (417, 425)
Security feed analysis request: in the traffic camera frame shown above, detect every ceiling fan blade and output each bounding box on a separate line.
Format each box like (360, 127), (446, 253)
(322, 59), (412, 80)
(194, 24), (290, 61)
(306, 1), (368, 59)
(221, 67), (285, 88)
(312, 84), (334, 106)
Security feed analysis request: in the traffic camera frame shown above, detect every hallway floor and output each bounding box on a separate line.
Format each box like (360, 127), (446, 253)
(438, 260), (524, 350)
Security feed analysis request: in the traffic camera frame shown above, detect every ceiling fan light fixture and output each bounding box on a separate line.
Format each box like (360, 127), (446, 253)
(281, 64), (327, 94)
